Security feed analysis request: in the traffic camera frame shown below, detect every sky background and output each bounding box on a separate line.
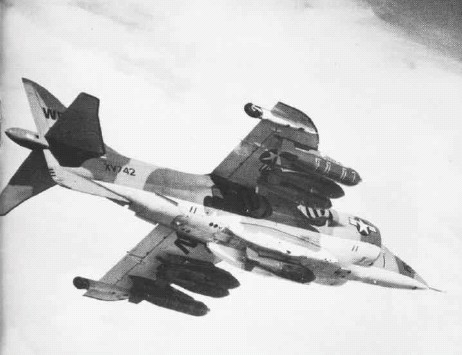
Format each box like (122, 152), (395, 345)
(1, 0), (462, 354)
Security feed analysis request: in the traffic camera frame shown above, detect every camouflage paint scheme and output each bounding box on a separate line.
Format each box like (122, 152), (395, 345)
(0, 79), (431, 316)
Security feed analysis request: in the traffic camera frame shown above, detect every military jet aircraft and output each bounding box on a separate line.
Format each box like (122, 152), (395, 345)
(0, 79), (433, 316)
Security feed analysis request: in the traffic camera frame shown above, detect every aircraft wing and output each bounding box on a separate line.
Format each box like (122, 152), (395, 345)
(82, 225), (239, 316)
(212, 102), (359, 212)
(213, 102), (319, 189)
(91, 225), (219, 292)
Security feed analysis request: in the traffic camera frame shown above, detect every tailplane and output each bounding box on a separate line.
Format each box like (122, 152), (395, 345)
(0, 150), (55, 215)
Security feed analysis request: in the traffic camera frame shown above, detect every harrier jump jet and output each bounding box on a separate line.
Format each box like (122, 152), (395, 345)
(0, 79), (433, 316)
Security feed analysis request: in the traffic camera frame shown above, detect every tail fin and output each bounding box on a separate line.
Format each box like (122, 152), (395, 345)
(22, 78), (67, 140)
(45, 93), (105, 167)
(1, 80), (108, 215)
(22, 78), (106, 166)
(0, 79), (66, 215)
(0, 150), (56, 215)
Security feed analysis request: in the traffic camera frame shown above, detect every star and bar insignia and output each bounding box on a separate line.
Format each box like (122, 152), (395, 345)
(349, 217), (377, 236)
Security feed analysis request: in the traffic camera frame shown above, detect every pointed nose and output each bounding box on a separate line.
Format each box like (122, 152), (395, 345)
(395, 256), (428, 290)
(412, 272), (429, 289)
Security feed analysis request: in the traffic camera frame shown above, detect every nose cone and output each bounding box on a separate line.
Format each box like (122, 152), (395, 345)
(395, 256), (428, 290)
(412, 272), (429, 289)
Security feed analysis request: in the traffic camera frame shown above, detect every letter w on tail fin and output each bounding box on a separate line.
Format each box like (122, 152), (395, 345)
(22, 78), (66, 140)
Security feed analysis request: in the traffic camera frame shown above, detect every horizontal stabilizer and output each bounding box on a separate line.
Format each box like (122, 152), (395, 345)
(0, 150), (55, 215)
(45, 93), (105, 167)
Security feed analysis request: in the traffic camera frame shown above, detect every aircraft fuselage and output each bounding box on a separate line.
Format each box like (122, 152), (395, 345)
(65, 154), (428, 291)
(1, 80), (434, 317)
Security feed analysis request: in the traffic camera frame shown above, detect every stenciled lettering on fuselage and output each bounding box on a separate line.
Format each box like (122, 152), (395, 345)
(349, 217), (377, 236)
(298, 205), (333, 226)
(42, 107), (62, 120)
(103, 162), (136, 176)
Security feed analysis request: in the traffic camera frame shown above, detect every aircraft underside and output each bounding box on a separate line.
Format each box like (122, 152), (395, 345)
(0, 79), (434, 316)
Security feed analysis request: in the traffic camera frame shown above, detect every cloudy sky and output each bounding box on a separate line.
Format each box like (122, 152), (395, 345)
(1, 0), (461, 354)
